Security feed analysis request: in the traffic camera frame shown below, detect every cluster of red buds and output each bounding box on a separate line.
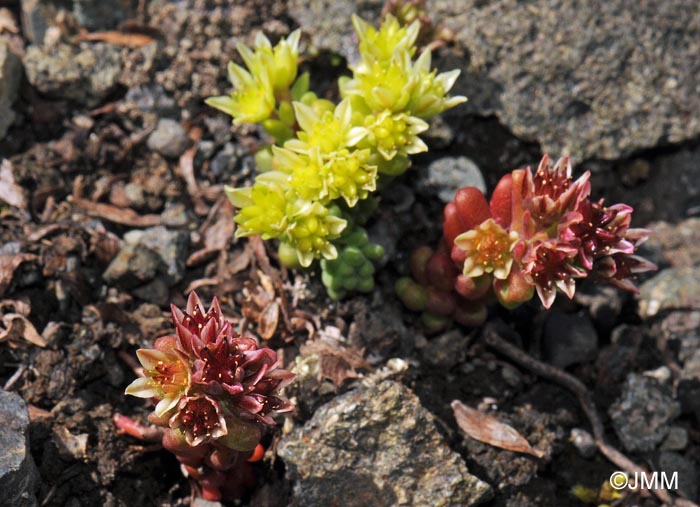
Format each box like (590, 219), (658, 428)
(114, 292), (295, 501)
(397, 155), (656, 330)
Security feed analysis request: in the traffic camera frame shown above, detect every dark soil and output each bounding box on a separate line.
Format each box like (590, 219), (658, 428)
(1, 1), (699, 507)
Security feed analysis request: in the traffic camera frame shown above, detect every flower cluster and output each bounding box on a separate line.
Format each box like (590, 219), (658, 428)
(397, 155), (656, 330)
(119, 292), (294, 500)
(207, 14), (465, 287)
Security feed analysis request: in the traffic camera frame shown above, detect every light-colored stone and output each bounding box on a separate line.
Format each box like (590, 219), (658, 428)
(278, 380), (492, 507)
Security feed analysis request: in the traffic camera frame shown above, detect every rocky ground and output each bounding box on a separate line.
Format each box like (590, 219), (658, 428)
(1, 1), (699, 506)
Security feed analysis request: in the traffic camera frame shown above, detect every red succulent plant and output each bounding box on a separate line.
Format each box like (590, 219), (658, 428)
(115, 292), (295, 501)
(397, 154), (656, 326)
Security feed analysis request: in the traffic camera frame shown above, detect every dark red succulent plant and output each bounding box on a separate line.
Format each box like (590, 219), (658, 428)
(115, 292), (294, 501)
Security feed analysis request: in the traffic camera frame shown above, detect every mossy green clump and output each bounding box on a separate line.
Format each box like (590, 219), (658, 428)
(321, 225), (385, 300)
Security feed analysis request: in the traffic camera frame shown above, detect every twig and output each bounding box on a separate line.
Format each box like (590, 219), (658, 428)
(3, 363), (26, 390)
(483, 323), (695, 507)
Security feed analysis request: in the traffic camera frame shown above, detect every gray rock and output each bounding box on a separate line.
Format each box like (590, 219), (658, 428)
(0, 389), (39, 507)
(609, 373), (681, 452)
(21, 0), (137, 43)
(423, 156), (486, 204)
(660, 426), (688, 451)
(23, 43), (121, 106)
(102, 244), (161, 289)
(570, 428), (597, 459)
(645, 217), (700, 268)
(611, 148), (700, 224)
(123, 183), (146, 209)
(542, 312), (598, 368)
(430, 0), (700, 160)
(203, 116), (232, 145)
(638, 267), (700, 318)
(197, 140), (216, 160)
(278, 380), (492, 507)
(132, 278), (169, 306)
(124, 84), (178, 116)
(147, 119), (189, 159)
(0, 40), (21, 139)
(288, 0), (383, 61)
(72, 0), (138, 31)
(210, 142), (241, 177)
(124, 226), (189, 284)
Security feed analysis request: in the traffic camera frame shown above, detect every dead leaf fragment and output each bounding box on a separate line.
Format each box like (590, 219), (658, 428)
(451, 400), (544, 458)
(0, 313), (48, 347)
(70, 196), (161, 227)
(258, 301), (280, 340)
(54, 426), (88, 460)
(0, 253), (36, 298)
(178, 127), (208, 216)
(0, 159), (27, 210)
(0, 8), (18, 34)
(74, 30), (155, 47)
(300, 328), (370, 388)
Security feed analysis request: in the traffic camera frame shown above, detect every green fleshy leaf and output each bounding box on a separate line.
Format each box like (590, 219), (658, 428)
(291, 72), (310, 101)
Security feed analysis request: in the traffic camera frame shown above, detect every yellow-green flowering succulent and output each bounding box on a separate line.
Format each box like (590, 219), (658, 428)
(205, 30), (302, 126)
(285, 98), (368, 155)
(353, 14), (419, 62)
(206, 62), (275, 124)
(208, 12), (467, 298)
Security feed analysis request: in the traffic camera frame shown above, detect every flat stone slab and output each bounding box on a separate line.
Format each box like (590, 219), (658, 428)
(278, 380), (492, 507)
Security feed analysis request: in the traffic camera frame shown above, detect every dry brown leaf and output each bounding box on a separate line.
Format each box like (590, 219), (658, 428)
(0, 313), (48, 347)
(74, 31), (155, 47)
(70, 196), (161, 227)
(1, 298), (31, 316)
(0, 8), (18, 34)
(300, 329), (370, 388)
(257, 301), (280, 340)
(0, 159), (27, 210)
(451, 400), (544, 458)
(178, 127), (208, 216)
(0, 254), (36, 298)
(25, 223), (68, 242)
(187, 198), (234, 266)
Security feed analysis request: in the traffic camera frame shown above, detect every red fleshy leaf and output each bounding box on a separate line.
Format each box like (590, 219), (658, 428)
(443, 203), (466, 247)
(426, 250), (458, 292)
(425, 286), (457, 316)
(490, 174), (513, 227)
(509, 169), (527, 235)
(454, 187), (492, 231)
